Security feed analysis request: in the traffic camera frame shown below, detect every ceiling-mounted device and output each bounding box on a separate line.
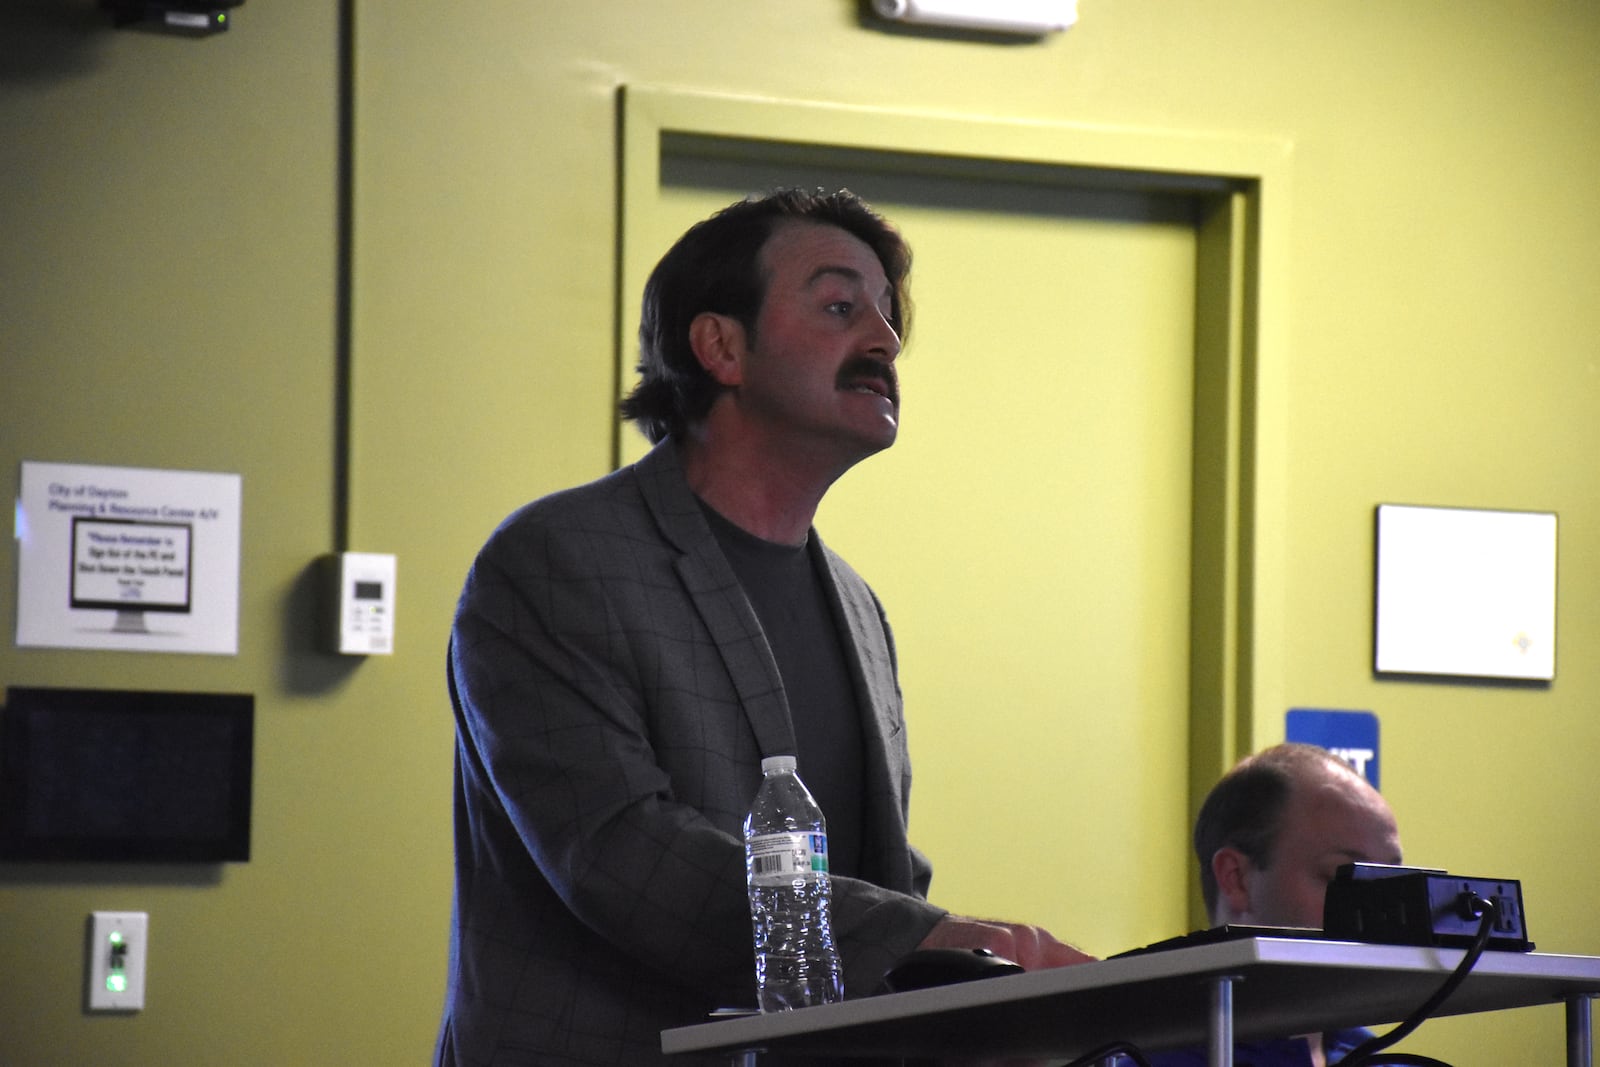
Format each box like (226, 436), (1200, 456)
(102, 0), (244, 36)
(871, 0), (1077, 36)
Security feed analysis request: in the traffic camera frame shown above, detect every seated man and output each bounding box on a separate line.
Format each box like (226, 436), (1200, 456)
(1147, 742), (1403, 1067)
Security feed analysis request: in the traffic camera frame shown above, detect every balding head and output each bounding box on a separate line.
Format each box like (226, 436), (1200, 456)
(1194, 743), (1401, 927)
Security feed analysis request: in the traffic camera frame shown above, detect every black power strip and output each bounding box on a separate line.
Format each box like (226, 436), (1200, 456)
(1323, 863), (1534, 952)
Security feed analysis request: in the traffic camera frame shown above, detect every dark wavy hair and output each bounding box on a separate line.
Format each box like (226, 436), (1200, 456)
(619, 188), (912, 444)
(1193, 743), (1361, 917)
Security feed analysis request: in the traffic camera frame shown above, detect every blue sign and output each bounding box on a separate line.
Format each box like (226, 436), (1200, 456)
(1285, 708), (1381, 789)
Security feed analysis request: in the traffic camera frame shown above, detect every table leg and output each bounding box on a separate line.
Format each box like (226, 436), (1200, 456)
(1208, 975), (1238, 1067)
(1567, 994), (1593, 1067)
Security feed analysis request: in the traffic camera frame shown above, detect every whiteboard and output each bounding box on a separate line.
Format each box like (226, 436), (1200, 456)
(1374, 504), (1557, 681)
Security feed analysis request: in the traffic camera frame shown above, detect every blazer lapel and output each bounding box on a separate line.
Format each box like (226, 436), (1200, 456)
(631, 441), (798, 760)
(811, 538), (918, 895)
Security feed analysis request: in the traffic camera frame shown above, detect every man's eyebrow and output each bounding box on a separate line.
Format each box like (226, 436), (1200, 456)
(805, 265), (894, 305)
(805, 264), (867, 287)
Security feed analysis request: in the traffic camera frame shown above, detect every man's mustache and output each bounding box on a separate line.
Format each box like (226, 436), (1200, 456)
(836, 358), (898, 404)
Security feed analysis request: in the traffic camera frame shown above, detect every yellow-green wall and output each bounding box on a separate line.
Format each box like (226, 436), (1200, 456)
(2, 2), (1597, 1063)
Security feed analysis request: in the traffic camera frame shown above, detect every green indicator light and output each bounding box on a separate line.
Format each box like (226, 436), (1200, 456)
(107, 974), (127, 993)
(217, 13), (227, 23)
(109, 932), (124, 946)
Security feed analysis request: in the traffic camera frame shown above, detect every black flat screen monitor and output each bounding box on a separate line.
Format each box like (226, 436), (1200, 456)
(0, 687), (253, 862)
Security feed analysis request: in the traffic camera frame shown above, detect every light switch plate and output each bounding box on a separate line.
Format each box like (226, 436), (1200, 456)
(88, 911), (148, 1011)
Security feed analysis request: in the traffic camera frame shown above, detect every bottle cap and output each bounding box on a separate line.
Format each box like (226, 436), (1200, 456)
(761, 755), (797, 774)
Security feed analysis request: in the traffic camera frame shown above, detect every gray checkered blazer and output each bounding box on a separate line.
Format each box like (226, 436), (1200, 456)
(436, 440), (944, 1066)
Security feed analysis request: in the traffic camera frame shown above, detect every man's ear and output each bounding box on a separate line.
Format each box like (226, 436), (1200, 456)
(688, 312), (746, 387)
(1211, 847), (1254, 923)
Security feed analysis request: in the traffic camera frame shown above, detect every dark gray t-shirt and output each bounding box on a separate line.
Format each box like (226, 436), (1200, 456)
(701, 502), (866, 880)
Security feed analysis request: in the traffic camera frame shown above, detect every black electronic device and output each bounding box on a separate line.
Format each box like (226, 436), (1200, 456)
(101, 0), (244, 36)
(877, 948), (1024, 993)
(0, 686), (254, 863)
(1323, 862), (1533, 952)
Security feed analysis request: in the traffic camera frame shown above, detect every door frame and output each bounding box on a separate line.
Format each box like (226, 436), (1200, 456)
(616, 85), (1292, 927)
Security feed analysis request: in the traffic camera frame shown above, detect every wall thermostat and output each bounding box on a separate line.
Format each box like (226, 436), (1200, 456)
(323, 552), (396, 655)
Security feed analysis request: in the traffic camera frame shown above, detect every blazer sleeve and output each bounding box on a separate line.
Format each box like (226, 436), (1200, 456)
(450, 512), (760, 1004)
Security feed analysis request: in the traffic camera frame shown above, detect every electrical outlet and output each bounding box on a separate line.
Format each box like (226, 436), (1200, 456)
(88, 911), (148, 1011)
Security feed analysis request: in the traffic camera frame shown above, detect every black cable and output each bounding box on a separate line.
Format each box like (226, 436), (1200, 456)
(1063, 1040), (1457, 1066)
(1339, 895), (1498, 1067)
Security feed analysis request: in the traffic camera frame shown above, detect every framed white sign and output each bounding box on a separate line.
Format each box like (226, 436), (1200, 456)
(1374, 504), (1557, 681)
(15, 461), (242, 655)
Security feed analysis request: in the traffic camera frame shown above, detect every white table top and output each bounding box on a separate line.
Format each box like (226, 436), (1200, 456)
(662, 938), (1600, 1061)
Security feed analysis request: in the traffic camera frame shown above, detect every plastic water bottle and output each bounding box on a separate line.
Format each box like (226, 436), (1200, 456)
(743, 755), (843, 1011)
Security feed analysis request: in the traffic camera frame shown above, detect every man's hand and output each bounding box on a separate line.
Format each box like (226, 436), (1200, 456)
(906, 917), (1096, 1067)
(917, 915), (1097, 969)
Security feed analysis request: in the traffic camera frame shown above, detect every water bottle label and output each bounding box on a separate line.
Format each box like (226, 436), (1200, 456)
(747, 832), (829, 885)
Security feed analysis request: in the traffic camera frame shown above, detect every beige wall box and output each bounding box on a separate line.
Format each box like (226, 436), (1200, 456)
(322, 552), (397, 655)
(1373, 504), (1557, 682)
